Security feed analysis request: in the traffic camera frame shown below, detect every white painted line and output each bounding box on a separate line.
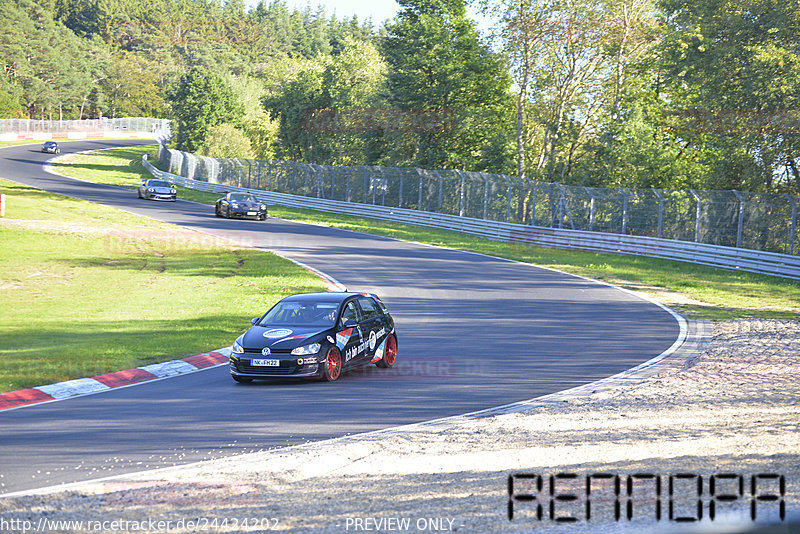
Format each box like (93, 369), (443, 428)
(35, 378), (110, 400)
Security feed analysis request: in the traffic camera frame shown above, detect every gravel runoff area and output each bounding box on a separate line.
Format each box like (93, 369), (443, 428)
(1, 318), (798, 534)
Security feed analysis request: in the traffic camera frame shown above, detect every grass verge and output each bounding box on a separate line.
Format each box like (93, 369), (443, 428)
(56, 145), (800, 321)
(0, 177), (326, 393)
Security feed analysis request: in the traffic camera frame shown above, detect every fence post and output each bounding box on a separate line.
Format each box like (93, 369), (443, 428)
(0, 194), (5, 217)
(457, 170), (466, 217)
(585, 187), (595, 232)
(690, 189), (701, 242)
(732, 190), (745, 248)
(481, 172), (489, 220)
(505, 175), (512, 222)
(435, 170), (443, 212)
(787, 194), (797, 255)
(653, 188), (664, 238)
(618, 187), (628, 234)
(398, 170), (404, 208)
(530, 182), (537, 225)
(417, 168), (424, 211)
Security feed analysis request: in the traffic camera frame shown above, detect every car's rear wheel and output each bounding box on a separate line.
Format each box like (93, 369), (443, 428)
(376, 334), (397, 368)
(232, 375), (253, 383)
(322, 347), (342, 381)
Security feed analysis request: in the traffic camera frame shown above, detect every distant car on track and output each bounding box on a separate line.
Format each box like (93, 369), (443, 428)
(229, 292), (398, 383)
(215, 192), (268, 220)
(41, 141), (60, 154)
(138, 179), (177, 201)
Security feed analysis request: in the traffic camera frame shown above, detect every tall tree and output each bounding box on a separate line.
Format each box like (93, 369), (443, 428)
(167, 66), (243, 152)
(660, 0), (800, 193)
(382, 0), (514, 171)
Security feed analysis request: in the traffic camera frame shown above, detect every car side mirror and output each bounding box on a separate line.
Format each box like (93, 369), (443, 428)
(342, 319), (358, 328)
(251, 317), (260, 325)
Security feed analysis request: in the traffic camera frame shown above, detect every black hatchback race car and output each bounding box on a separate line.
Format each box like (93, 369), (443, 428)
(229, 292), (397, 382)
(41, 141), (60, 154)
(215, 192), (268, 220)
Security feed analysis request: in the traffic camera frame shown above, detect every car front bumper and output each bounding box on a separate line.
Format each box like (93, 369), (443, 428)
(230, 356), (320, 378)
(228, 209), (267, 219)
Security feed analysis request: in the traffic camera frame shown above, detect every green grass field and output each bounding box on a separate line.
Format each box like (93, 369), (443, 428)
(0, 177), (326, 392)
(54, 145), (800, 322)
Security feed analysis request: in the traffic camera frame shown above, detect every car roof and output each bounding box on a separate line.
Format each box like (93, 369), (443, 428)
(280, 292), (376, 304)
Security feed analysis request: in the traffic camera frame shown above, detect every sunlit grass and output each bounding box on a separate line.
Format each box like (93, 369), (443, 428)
(0, 178), (326, 392)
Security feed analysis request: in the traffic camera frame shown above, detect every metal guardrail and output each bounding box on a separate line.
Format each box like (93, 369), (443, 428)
(143, 156), (800, 280)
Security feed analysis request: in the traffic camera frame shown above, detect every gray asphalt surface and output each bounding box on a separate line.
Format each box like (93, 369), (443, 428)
(0, 140), (680, 494)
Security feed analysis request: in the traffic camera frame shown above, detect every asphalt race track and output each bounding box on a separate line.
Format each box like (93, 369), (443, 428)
(0, 140), (680, 494)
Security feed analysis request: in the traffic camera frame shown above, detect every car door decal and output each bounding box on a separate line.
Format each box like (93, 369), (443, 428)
(335, 328), (353, 351)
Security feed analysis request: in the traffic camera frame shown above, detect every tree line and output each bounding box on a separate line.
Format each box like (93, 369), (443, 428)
(2, 0), (799, 195)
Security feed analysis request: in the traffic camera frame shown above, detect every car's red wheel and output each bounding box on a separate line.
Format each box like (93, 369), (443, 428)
(376, 334), (397, 368)
(322, 347), (342, 381)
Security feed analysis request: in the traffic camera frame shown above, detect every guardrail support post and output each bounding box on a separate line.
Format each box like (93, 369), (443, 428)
(787, 194), (797, 255)
(690, 189), (701, 242)
(0, 194), (5, 217)
(733, 190), (745, 248)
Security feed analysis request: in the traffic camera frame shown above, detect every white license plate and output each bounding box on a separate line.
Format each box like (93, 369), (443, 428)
(251, 358), (279, 366)
(247, 211), (257, 215)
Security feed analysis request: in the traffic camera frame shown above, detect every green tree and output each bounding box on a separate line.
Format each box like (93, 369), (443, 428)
(200, 123), (254, 158)
(660, 0), (800, 193)
(167, 67), (243, 152)
(381, 0), (514, 171)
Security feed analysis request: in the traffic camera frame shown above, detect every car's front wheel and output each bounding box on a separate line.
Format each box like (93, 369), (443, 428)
(322, 347), (342, 381)
(376, 334), (397, 368)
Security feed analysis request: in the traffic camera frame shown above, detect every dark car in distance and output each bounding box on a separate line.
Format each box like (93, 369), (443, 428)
(41, 141), (60, 154)
(229, 292), (398, 383)
(138, 179), (177, 201)
(215, 192), (268, 220)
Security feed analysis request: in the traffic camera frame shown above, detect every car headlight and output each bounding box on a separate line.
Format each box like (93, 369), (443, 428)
(231, 202), (239, 208)
(232, 340), (244, 354)
(291, 343), (320, 355)
(170, 188), (176, 193)
(148, 188), (154, 192)
(260, 204), (266, 210)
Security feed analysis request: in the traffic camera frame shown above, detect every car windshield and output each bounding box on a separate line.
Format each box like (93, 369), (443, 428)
(148, 180), (171, 187)
(230, 193), (256, 202)
(258, 301), (339, 327)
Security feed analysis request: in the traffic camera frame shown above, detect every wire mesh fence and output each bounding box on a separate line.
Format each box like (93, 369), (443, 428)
(0, 118), (171, 137)
(156, 143), (799, 256)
